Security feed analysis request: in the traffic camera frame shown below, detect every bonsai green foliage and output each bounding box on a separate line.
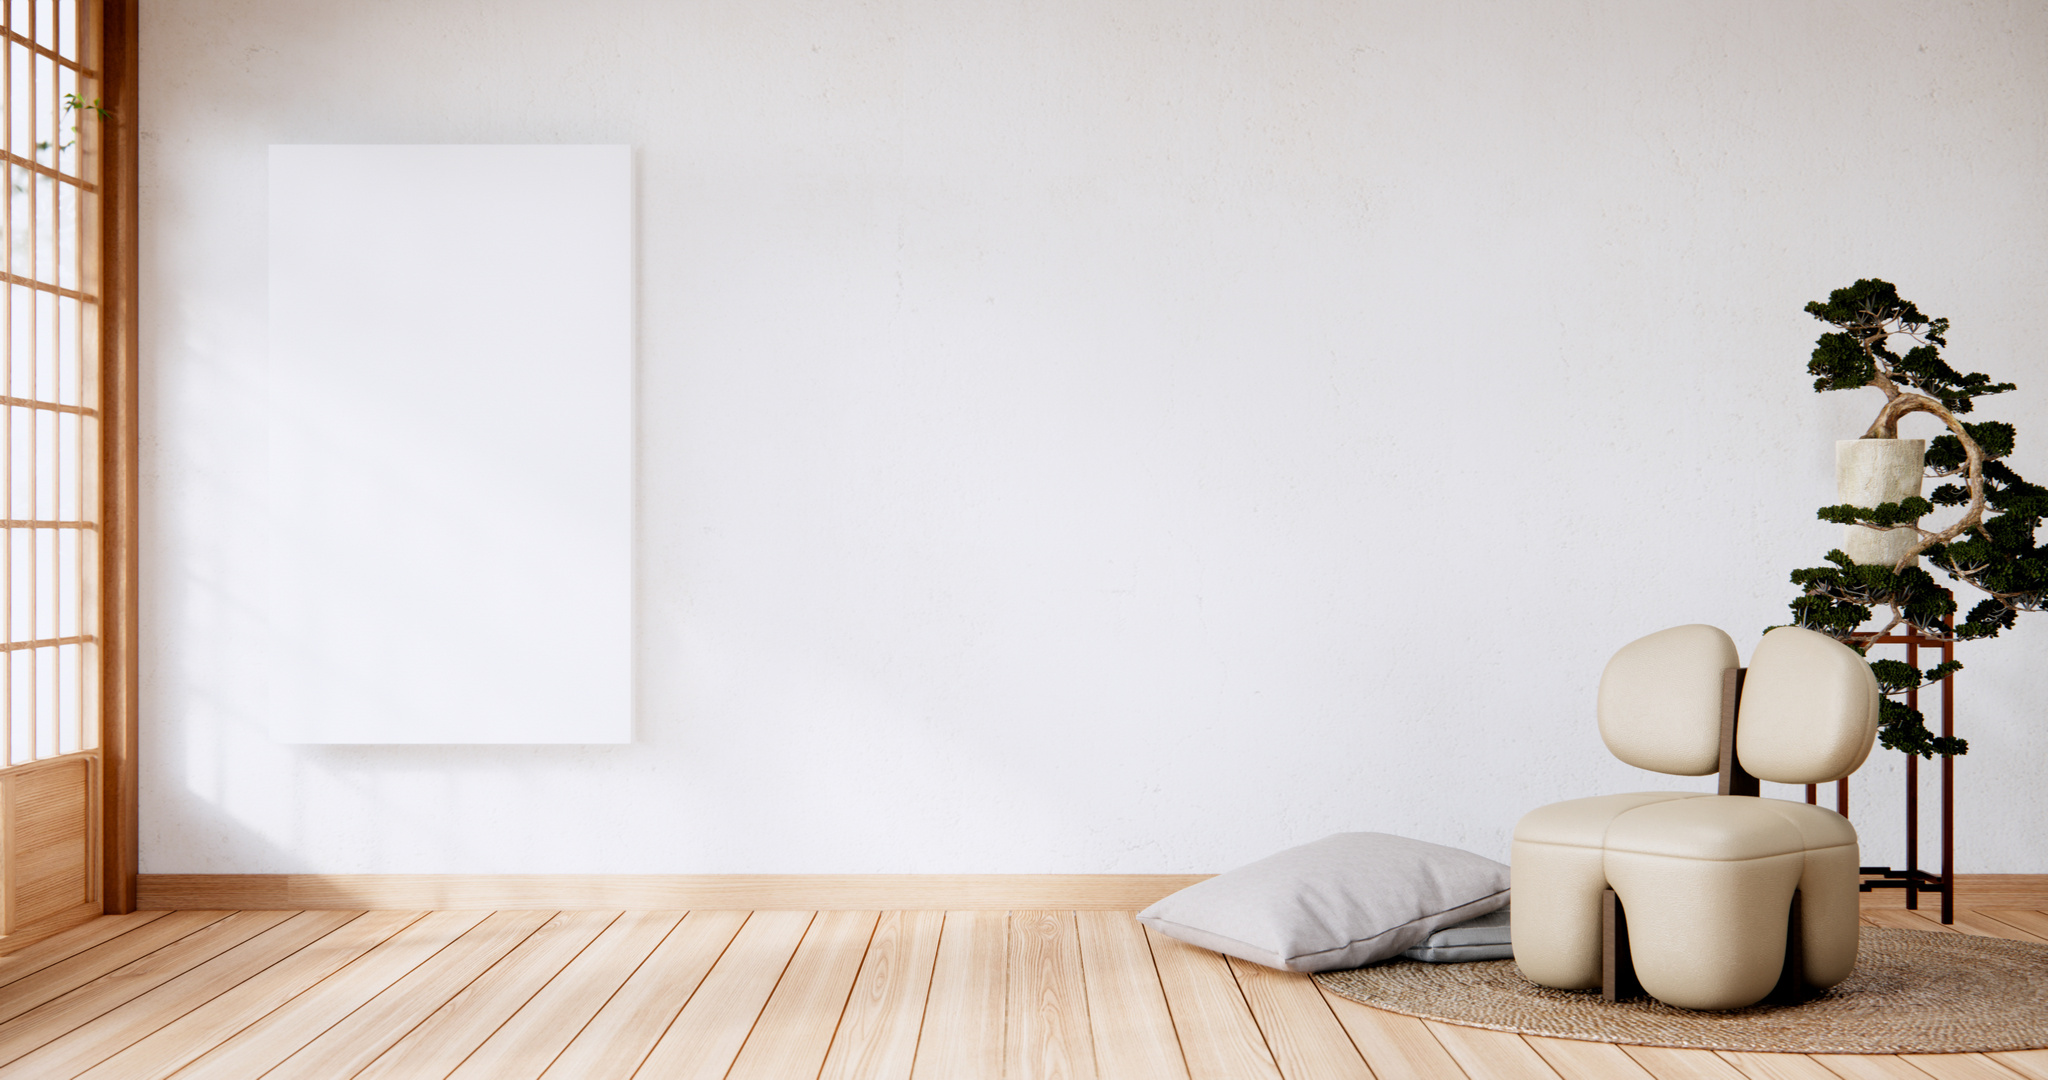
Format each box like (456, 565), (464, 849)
(1802, 279), (2014, 408)
(1926, 424), (2048, 637)
(1786, 553), (1953, 641)
(1784, 279), (2048, 758)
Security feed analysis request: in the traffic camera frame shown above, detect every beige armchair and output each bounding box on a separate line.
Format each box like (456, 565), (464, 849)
(1512, 624), (1880, 1010)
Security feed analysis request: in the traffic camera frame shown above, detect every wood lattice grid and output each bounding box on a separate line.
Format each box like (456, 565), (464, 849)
(0, 0), (99, 767)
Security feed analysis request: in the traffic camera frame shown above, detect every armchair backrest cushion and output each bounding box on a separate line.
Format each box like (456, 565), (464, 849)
(1736, 626), (1880, 784)
(1597, 624), (1737, 775)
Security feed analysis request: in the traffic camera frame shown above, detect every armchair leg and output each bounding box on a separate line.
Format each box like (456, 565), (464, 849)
(1601, 889), (1642, 1002)
(1766, 889), (1811, 1004)
(1604, 887), (1812, 1006)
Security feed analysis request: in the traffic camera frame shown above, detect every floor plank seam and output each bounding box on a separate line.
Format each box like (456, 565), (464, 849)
(998, 911), (1011, 1080)
(184, 910), (431, 1080)
(1218, 942), (1291, 1076)
(533, 910), (689, 1080)
(637, 911), (812, 1080)
(70, 909), (381, 1080)
(441, 909), (625, 1080)
(810, 910), (885, 1080)
(229, 910), (476, 1080)
(0, 911), (174, 992)
(323, 910), (561, 1080)
(0, 910), (283, 1071)
(9, 910), (240, 1019)
(1421, 1016), (1476, 1080)
(624, 909), (760, 1080)
(1135, 912), (1199, 1080)
(896, 911), (947, 1080)
(1065, 910), (1093, 1080)
(1307, 978), (1375, 1077)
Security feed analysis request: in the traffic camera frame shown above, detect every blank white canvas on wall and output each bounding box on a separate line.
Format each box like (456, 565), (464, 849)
(266, 144), (634, 744)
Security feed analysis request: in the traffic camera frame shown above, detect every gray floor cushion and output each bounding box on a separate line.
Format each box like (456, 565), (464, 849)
(1137, 832), (1511, 972)
(1401, 905), (1512, 962)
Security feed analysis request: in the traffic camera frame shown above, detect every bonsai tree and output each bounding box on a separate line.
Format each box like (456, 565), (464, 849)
(1785, 278), (2048, 758)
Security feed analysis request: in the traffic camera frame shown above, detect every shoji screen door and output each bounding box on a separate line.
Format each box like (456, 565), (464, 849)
(0, 0), (136, 940)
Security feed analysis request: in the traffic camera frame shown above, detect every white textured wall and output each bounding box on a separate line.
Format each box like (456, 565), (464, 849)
(141, 0), (2048, 874)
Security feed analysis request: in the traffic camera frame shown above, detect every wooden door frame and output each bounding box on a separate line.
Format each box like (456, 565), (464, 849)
(100, 0), (141, 914)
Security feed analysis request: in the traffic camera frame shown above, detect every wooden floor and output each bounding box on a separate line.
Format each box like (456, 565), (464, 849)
(0, 900), (2043, 1079)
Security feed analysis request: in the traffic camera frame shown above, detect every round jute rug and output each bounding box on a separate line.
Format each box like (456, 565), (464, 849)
(1315, 928), (2048, 1054)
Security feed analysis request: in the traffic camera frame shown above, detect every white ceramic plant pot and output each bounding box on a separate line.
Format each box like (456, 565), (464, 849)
(1835, 438), (1926, 567)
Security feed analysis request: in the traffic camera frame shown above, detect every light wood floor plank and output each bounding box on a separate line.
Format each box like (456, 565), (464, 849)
(1525, 1034), (1658, 1080)
(1228, 958), (1371, 1080)
(1916, 914), (2048, 946)
(1428, 1021), (1564, 1079)
(1899, 1054), (2031, 1080)
(1813, 1055), (1941, 1079)
(1318, 989), (1468, 1080)
(171, 909), (492, 1080)
(259, 909), (555, 1080)
(820, 909), (944, 1080)
(728, 910), (882, 1080)
(1950, 912), (2048, 942)
(0, 909), (293, 1067)
(71, 910), (426, 1080)
(910, 910), (1007, 1080)
(0, 910), (361, 1079)
(1005, 910), (1099, 1080)
(1146, 927), (1279, 1080)
(1861, 910), (1959, 932)
(1076, 911), (1188, 1080)
(631, 909), (814, 1080)
(1989, 1050), (2048, 1080)
(1715, 1051), (1847, 1080)
(536, 909), (747, 1080)
(353, 910), (619, 1080)
(445, 910), (680, 1080)
(0, 911), (233, 1025)
(0, 913), (172, 989)
(1622, 1045), (1750, 1080)
(1888, 910), (2048, 943)
(9, 905), (2041, 1080)
(1974, 910), (2048, 942)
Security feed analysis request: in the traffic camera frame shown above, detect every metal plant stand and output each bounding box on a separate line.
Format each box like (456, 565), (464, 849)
(1807, 626), (1955, 923)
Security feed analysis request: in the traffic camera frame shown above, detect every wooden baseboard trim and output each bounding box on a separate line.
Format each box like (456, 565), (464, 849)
(136, 874), (1217, 911)
(135, 872), (2048, 913)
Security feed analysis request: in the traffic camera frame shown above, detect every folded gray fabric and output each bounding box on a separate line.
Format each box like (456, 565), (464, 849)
(1402, 905), (1512, 963)
(1136, 832), (1511, 973)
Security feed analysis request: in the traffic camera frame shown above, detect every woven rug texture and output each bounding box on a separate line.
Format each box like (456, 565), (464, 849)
(1315, 927), (2048, 1054)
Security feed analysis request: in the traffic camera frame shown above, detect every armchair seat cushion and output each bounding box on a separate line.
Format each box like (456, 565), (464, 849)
(1514, 794), (1861, 1008)
(1603, 797), (1812, 860)
(1513, 792), (1708, 850)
